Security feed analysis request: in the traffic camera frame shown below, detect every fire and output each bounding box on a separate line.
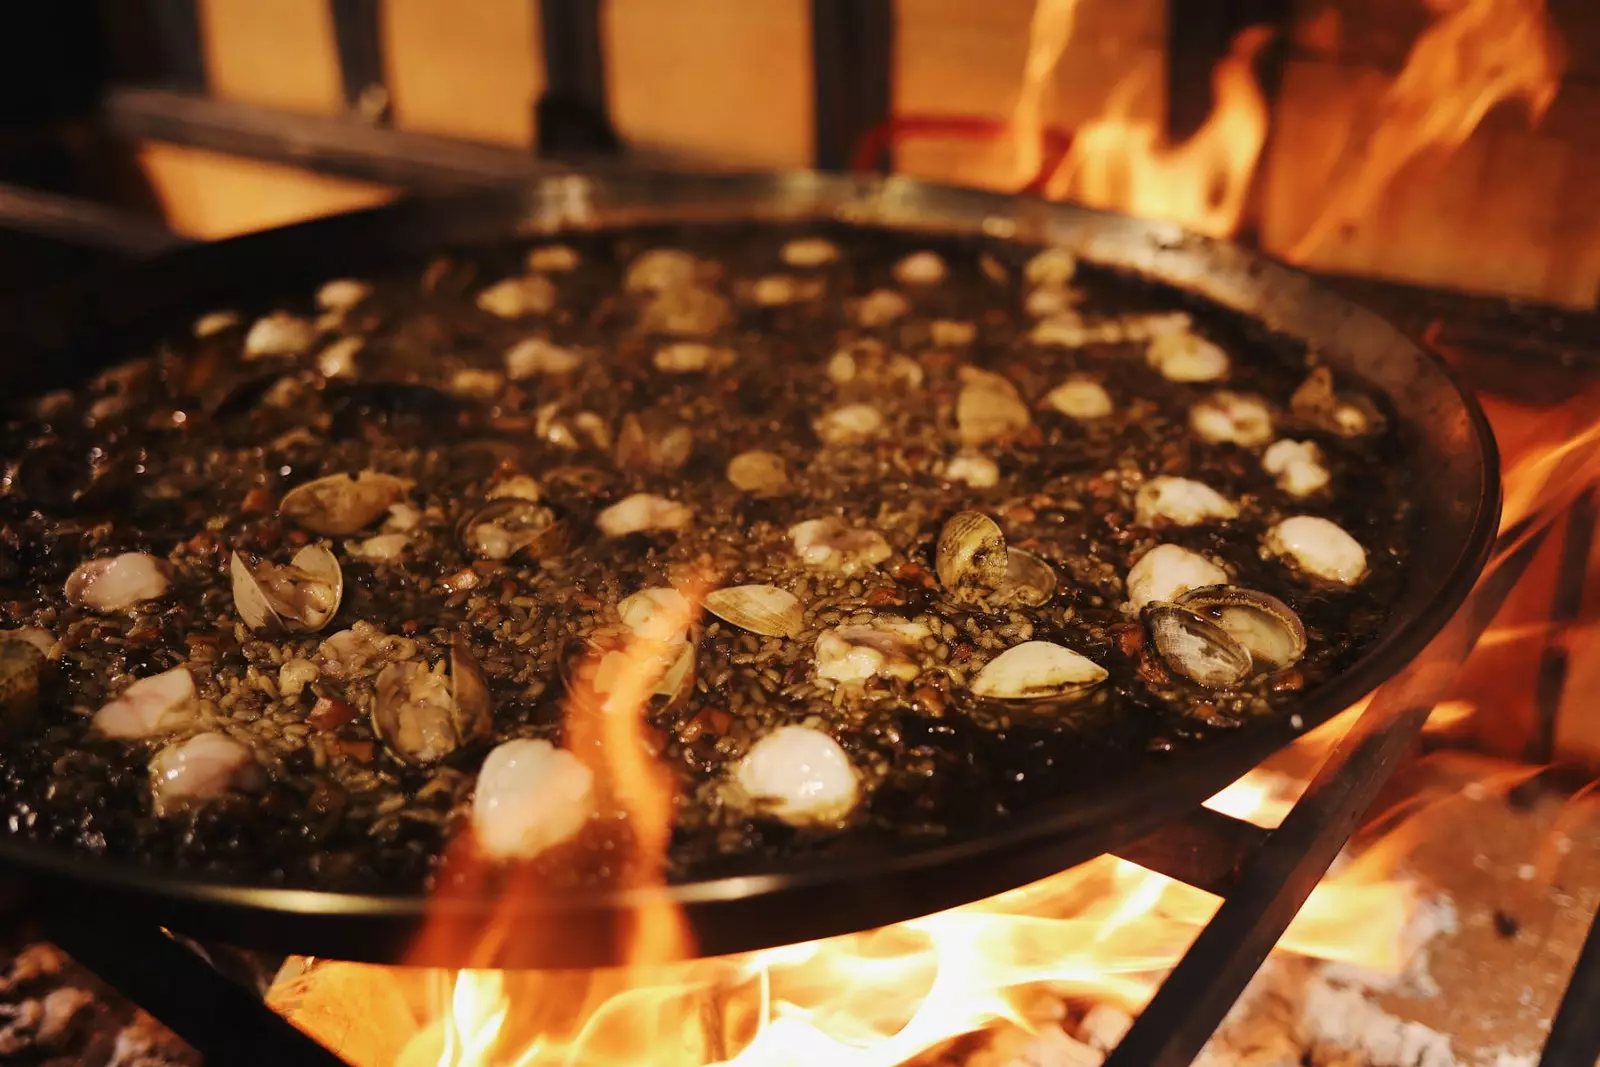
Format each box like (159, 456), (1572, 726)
(1285, 0), (1565, 262)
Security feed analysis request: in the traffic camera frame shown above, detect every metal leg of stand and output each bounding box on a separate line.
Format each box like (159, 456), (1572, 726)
(41, 911), (350, 1067)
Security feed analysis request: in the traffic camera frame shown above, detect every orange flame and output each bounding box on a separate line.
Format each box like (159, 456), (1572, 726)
(1286, 0), (1566, 262)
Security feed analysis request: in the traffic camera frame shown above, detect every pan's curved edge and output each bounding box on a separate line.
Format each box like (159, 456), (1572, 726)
(0, 168), (1502, 965)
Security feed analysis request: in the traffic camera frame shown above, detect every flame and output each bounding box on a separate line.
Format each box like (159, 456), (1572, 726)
(1286, 0), (1566, 262)
(1006, 0), (1083, 187)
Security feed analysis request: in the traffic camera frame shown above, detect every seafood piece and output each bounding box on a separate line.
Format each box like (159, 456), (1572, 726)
(576, 638), (696, 713)
(1176, 586), (1307, 669)
(944, 451), (999, 489)
(1024, 286), (1081, 318)
(92, 666), (197, 739)
(488, 475), (542, 502)
(457, 499), (571, 560)
(615, 412), (693, 473)
(371, 639), (492, 764)
(1147, 331), (1230, 383)
(0, 636), (47, 738)
(243, 312), (315, 359)
(996, 548), (1057, 607)
(1124, 544), (1229, 612)
(1262, 439), (1330, 497)
(476, 275), (556, 318)
(65, 553), (169, 613)
(971, 641), (1108, 702)
(1134, 477), (1238, 527)
(278, 658), (319, 701)
(150, 732), (262, 816)
(705, 585), (803, 639)
(639, 287), (731, 337)
(781, 237), (838, 268)
(894, 250), (947, 285)
(506, 337), (582, 378)
(618, 588), (694, 643)
(957, 368), (1031, 445)
(1025, 247), (1077, 287)
(5, 629), (53, 658)
(316, 336), (363, 379)
(814, 620), (930, 685)
(936, 510), (1008, 591)
(1143, 604), (1253, 688)
(1190, 391), (1273, 447)
(930, 319), (977, 347)
(472, 739), (596, 861)
(625, 248), (699, 292)
(735, 725), (860, 826)
(231, 543), (343, 634)
(726, 450), (791, 495)
(449, 367), (502, 399)
(854, 288), (909, 327)
(789, 517), (892, 573)
(1264, 516), (1368, 585)
(1045, 377), (1113, 420)
(527, 244), (580, 272)
(814, 403), (885, 445)
(315, 622), (417, 684)
(193, 310), (239, 338)
(749, 274), (823, 306)
(654, 341), (737, 374)
(316, 278), (372, 311)
(1290, 367), (1385, 438)
(596, 493), (691, 537)
(280, 471), (412, 536)
(345, 532), (411, 562)
(825, 340), (922, 387)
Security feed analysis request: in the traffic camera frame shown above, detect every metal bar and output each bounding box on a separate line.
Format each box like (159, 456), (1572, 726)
(0, 181), (192, 257)
(1530, 489), (1597, 762)
(535, 0), (620, 157)
(104, 87), (563, 188)
(148, 0), (207, 94)
(1112, 807), (1269, 898)
(1104, 521), (1552, 1067)
(811, 0), (895, 171)
(329, 0), (389, 121)
(41, 913), (351, 1067)
(1537, 898), (1600, 1067)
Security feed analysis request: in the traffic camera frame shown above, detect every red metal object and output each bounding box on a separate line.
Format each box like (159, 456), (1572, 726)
(849, 112), (1076, 193)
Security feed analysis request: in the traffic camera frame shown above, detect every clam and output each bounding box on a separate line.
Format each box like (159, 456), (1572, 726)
(789, 517), (892, 573)
(970, 641), (1109, 703)
(705, 585), (803, 639)
(1044, 377), (1113, 420)
(91, 666), (198, 739)
(1134, 477), (1238, 527)
(1176, 586), (1307, 669)
(1189, 392), (1274, 448)
(1146, 330), (1230, 383)
(654, 341), (737, 374)
(625, 248), (700, 293)
(596, 493), (691, 538)
(814, 620), (929, 685)
(65, 552), (170, 613)
(1124, 544), (1229, 613)
(280, 471), (412, 536)
(995, 548), (1056, 607)
(1143, 603), (1253, 689)
(149, 732), (263, 816)
(194, 310), (240, 338)
(231, 543), (343, 634)
(316, 336), (363, 379)
(456, 499), (571, 561)
(488, 475), (542, 502)
(1290, 366), (1387, 438)
(316, 278), (373, 311)
(726, 450), (791, 495)
(936, 510), (1008, 592)
(0, 635), (47, 739)
(957, 369), (1031, 445)
(371, 638), (492, 764)
(1025, 247), (1077, 287)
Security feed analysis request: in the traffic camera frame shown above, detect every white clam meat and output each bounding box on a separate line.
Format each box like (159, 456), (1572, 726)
(92, 666), (198, 739)
(450, 367), (503, 398)
(625, 248), (699, 293)
(726, 450), (791, 495)
(654, 341), (735, 374)
(476, 275), (556, 318)
(1147, 330), (1231, 382)
(894, 250), (947, 285)
(596, 493), (691, 537)
(1264, 516), (1368, 585)
(789, 517), (892, 573)
(506, 337), (582, 378)
(243, 312), (315, 359)
(150, 732), (261, 816)
(1190, 391), (1274, 447)
(65, 553), (169, 613)
(230, 543), (343, 634)
(970, 641), (1108, 702)
(735, 725), (860, 826)
(1124, 544), (1229, 612)
(930, 319), (977, 347)
(1134, 477), (1238, 527)
(1025, 247), (1077, 287)
(814, 620), (930, 685)
(316, 278), (372, 311)
(854, 289), (909, 327)
(371, 639), (492, 764)
(1045, 377), (1113, 420)
(815, 404), (885, 445)
(193, 310), (239, 338)
(527, 244), (580, 272)
(278, 658), (319, 701)
(488, 475), (542, 502)
(1262, 439), (1330, 497)
(944, 451), (999, 488)
(618, 587), (694, 643)
(472, 739), (596, 861)
(781, 237), (839, 268)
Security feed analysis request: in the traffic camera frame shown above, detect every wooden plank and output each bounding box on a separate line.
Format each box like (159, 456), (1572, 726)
(892, 0), (1164, 190)
(603, 0), (813, 169)
(379, 0), (543, 147)
(197, 0), (345, 115)
(135, 141), (394, 239)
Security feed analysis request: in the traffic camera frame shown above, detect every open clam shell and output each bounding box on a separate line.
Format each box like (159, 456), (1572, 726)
(1142, 602), (1253, 689)
(371, 637), (492, 764)
(704, 585), (803, 639)
(970, 640), (1108, 704)
(994, 548), (1056, 607)
(280, 471), (411, 536)
(456, 499), (572, 561)
(0, 635), (47, 739)
(231, 543), (343, 634)
(936, 510), (1008, 592)
(1176, 585), (1307, 669)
